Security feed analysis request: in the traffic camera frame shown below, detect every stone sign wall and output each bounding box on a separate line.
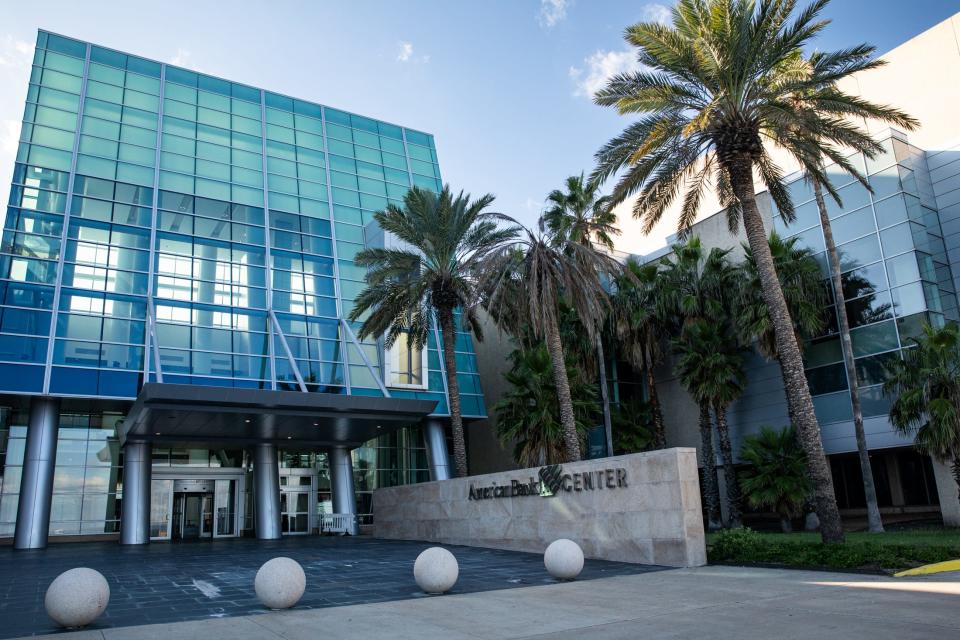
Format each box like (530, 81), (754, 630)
(372, 448), (706, 567)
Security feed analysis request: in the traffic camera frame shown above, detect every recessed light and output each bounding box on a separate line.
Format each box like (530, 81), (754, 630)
(286, 436), (292, 439)
(313, 422), (318, 426)
(155, 432), (160, 436)
(376, 425), (382, 429)
(245, 419), (251, 423)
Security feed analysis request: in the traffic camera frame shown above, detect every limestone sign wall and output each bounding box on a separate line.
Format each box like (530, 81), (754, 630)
(372, 448), (706, 567)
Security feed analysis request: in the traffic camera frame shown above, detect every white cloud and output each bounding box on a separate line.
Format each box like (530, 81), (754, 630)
(569, 48), (644, 98)
(170, 48), (202, 71)
(641, 3), (673, 25)
(539, 0), (570, 28)
(0, 119), (19, 156)
(0, 35), (33, 68)
(396, 41), (429, 64)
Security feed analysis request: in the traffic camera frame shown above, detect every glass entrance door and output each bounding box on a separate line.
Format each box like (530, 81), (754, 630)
(172, 492), (213, 540)
(281, 491), (310, 534)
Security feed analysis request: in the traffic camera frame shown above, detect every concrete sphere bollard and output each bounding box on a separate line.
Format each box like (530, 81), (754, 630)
(45, 568), (110, 628)
(255, 557), (306, 609)
(413, 547), (459, 594)
(544, 539), (584, 580)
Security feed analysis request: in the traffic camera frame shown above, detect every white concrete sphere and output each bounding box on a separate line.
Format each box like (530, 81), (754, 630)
(413, 547), (459, 594)
(544, 539), (584, 580)
(44, 568), (110, 628)
(255, 557), (306, 609)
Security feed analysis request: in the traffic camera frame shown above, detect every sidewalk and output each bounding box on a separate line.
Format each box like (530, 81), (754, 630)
(19, 565), (960, 639)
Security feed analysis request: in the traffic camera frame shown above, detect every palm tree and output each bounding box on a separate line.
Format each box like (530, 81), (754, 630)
(674, 320), (746, 528)
(777, 47), (918, 534)
(541, 174), (620, 457)
(611, 397), (656, 454)
(884, 323), (960, 510)
(659, 237), (739, 529)
(478, 223), (622, 462)
(494, 343), (598, 467)
(739, 426), (811, 533)
(738, 233), (827, 360)
(349, 186), (518, 478)
(610, 258), (668, 449)
(589, 0), (913, 543)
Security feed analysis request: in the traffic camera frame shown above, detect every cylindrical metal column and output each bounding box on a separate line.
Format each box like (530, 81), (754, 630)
(423, 419), (452, 481)
(329, 446), (359, 535)
(253, 443), (281, 539)
(14, 396), (61, 550)
(119, 441), (152, 545)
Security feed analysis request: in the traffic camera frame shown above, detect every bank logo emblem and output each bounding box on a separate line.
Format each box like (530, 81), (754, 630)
(538, 464), (563, 497)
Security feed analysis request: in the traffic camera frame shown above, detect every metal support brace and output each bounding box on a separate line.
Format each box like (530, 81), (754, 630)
(269, 309), (307, 392)
(147, 299), (164, 384)
(340, 319), (390, 397)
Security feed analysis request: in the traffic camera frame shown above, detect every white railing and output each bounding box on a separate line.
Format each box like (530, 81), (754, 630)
(319, 513), (356, 535)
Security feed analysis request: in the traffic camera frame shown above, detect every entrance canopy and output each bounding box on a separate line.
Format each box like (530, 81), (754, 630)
(120, 383), (437, 448)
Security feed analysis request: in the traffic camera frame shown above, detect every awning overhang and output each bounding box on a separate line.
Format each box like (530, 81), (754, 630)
(120, 383), (438, 448)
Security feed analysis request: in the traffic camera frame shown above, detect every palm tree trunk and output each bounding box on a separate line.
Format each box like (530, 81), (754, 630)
(813, 180), (884, 533)
(644, 340), (667, 449)
(546, 311), (582, 461)
(713, 403), (742, 528)
(728, 156), (845, 544)
(595, 334), (614, 457)
(438, 307), (468, 478)
(952, 456), (960, 510)
(698, 403), (722, 530)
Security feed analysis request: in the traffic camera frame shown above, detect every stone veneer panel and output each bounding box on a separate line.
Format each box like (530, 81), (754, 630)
(372, 448), (706, 567)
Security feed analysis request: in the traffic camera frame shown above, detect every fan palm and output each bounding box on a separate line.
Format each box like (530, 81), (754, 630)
(884, 323), (960, 510)
(349, 186), (519, 477)
(738, 232), (827, 359)
(541, 174), (620, 456)
(589, 0), (914, 542)
(494, 344), (597, 467)
(660, 237), (739, 528)
(739, 426), (811, 532)
(610, 258), (668, 449)
(478, 223), (622, 461)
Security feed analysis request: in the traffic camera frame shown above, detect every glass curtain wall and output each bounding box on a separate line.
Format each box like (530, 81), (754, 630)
(776, 133), (959, 426)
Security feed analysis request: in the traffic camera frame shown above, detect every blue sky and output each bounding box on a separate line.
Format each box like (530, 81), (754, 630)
(0, 1), (957, 253)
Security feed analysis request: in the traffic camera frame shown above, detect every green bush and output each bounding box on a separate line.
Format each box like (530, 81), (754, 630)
(708, 527), (960, 571)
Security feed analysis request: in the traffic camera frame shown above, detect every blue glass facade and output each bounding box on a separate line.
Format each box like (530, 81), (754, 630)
(0, 30), (485, 416)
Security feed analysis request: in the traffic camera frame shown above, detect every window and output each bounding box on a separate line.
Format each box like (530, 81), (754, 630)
(387, 333), (428, 389)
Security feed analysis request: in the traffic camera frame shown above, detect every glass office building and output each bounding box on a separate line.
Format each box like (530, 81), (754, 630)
(0, 31), (485, 548)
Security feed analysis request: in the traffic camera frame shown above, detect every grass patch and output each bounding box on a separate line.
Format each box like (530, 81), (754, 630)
(706, 527), (960, 572)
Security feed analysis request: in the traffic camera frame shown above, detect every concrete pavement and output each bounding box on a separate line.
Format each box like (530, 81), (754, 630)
(18, 565), (960, 639)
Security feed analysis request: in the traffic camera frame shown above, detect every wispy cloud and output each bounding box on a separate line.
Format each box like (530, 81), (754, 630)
(397, 41), (414, 62)
(170, 48), (202, 71)
(641, 3), (673, 25)
(539, 0), (570, 28)
(569, 48), (644, 99)
(396, 41), (429, 64)
(0, 35), (33, 68)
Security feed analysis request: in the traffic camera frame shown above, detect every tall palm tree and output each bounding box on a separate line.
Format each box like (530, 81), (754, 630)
(884, 323), (960, 511)
(494, 343), (598, 467)
(349, 186), (518, 478)
(777, 46), (918, 534)
(610, 258), (668, 449)
(589, 0), (913, 542)
(478, 223), (622, 462)
(541, 174), (621, 456)
(660, 238), (739, 529)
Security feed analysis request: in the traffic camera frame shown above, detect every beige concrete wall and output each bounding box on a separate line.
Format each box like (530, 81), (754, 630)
(372, 448), (706, 567)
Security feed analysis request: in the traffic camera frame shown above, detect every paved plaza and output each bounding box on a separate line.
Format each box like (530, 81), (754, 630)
(0, 536), (660, 638)
(14, 564), (960, 640)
